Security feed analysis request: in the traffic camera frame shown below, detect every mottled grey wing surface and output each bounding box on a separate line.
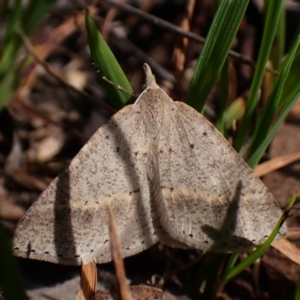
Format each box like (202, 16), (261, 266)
(148, 95), (286, 252)
(13, 104), (158, 265)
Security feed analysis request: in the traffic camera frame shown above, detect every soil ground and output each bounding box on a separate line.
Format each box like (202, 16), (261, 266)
(1, 1), (300, 299)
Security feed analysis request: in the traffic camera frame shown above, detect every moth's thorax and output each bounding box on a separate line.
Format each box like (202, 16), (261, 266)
(135, 87), (173, 138)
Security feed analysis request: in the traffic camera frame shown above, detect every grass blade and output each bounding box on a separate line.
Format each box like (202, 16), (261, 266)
(0, 71), (15, 107)
(22, 0), (57, 35)
(222, 192), (296, 282)
(247, 36), (300, 168)
(216, 97), (245, 137)
(0, 0), (22, 75)
(85, 10), (133, 110)
(185, 0), (248, 112)
(216, 59), (230, 135)
(0, 0), (57, 109)
(280, 43), (300, 107)
(234, 0), (284, 152)
(189, 252), (227, 299)
(295, 271), (300, 300)
(0, 221), (27, 300)
(269, 0), (285, 74)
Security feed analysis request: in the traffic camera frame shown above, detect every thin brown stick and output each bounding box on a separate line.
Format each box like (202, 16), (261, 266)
(108, 206), (132, 300)
(19, 30), (116, 114)
(272, 239), (300, 266)
(172, 0), (196, 95)
(101, 0), (279, 75)
(102, 0), (126, 39)
(108, 32), (174, 83)
(254, 151), (300, 177)
(76, 261), (97, 300)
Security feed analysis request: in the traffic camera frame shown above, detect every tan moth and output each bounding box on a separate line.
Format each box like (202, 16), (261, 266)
(13, 64), (286, 265)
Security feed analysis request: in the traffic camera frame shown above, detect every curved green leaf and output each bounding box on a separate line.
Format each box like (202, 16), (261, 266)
(85, 10), (133, 110)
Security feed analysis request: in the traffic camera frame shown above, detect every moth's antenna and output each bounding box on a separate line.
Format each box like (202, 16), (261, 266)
(90, 60), (136, 97)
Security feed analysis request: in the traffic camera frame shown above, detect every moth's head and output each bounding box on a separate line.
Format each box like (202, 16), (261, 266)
(143, 63), (159, 89)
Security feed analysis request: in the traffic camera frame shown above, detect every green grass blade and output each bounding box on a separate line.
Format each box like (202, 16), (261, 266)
(0, 0), (57, 108)
(85, 10), (133, 110)
(0, 0), (57, 74)
(247, 90), (300, 168)
(280, 44), (300, 107)
(247, 36), (300, 168)
(216, 59), (230, 135)
(222, 192), (296, 282)
(0, 221), (28, 300)
(22, 0), (57, 35)
(3, 0), (21, 41)
(234, 0), (283, 152)
(295, 271), (300, 300)
(216, 97), (245, 137)
(188, 252), (227, 299)
(0, 0), (22, 75)
(269, 1), (285, 75)
(185, 0), (248, 112)
(0, 71), (15, 107)
(221, 253), (238, 279)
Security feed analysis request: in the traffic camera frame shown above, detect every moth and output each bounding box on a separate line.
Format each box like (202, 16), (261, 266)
(13, 64), (285, 265)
